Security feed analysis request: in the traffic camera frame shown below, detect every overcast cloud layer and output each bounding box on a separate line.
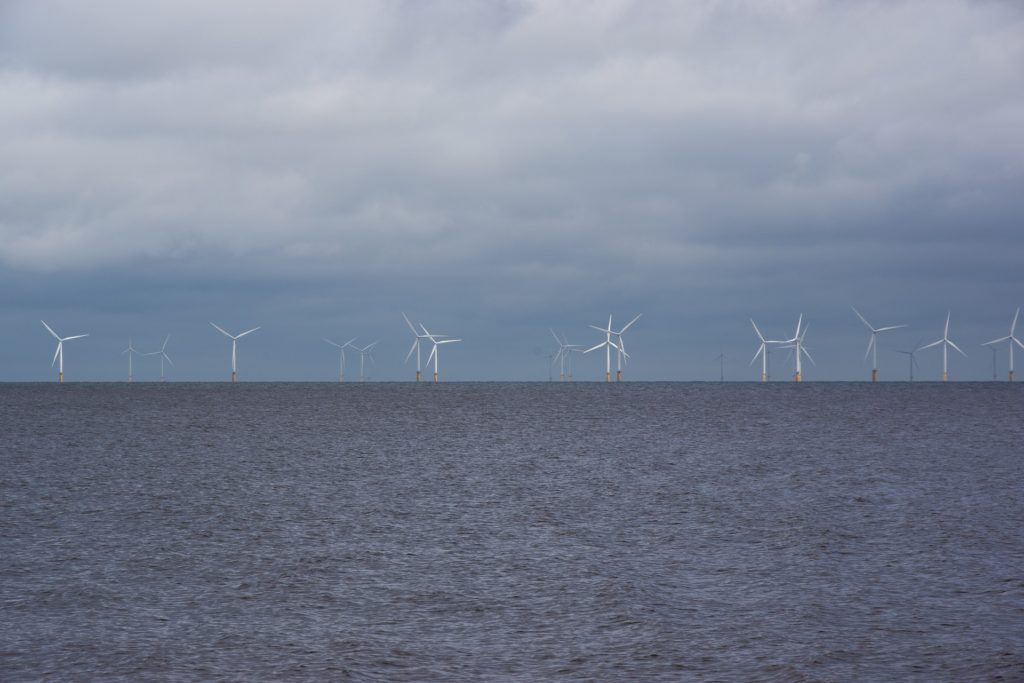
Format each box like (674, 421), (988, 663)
(1, 0), (1022, 381)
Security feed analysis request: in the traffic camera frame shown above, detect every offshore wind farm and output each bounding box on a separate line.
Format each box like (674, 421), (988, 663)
(2, 1), (1023, 681)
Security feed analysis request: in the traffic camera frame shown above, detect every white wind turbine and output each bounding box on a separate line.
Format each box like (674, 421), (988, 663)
(41, 321), (88, 383)
(921, 312), (966, 382)
(778, 314), (815, 382)
(144, 335), (174, 382)
(586, 314), (641, 382)
(585, 315), (620, 382)
(550, 329), (583, 382)
(982, 307), (1024, 382)
(210, 322), (260, 382)
(354, 341), (377, 381)
(421, 324), (461, 383)
(122, 338), (141, 382)
(323, 337), (357, 382)
(750, 319), (782, 382)
(403, 313), (446, 382)
(852, 306), (906, 382)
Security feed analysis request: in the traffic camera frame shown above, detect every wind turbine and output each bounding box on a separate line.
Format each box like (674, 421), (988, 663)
(421, 324), (461, 383)
(778, 314), (815, 382)
(750, 319), (782, 382)
(403, 313), (446, 382)
(122, 338), (141, 382)
(894, 340), (924, 382)
(585, 315), (620, 382)
(323, 337), (357, 382)
(550, 329), (583, 382)
(210, 322), (260, 382)
(586, 314), (641, 382)
(852, 306), (907, 382)
(354, 341), (377, 381)
(921, 312), (966, 381)
(144, 335), (174, 382)
(41, 321), (88, 383)
(982, 308), (1024, 382)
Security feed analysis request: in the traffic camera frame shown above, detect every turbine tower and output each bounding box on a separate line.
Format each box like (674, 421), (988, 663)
(778, 314), (815, 382)
(403, 313), (446, 382)
(750, 319), (781, 382)
(210, 322), (260, 382)
(41, 320), (88, 383)
(421, 324), (461, 383)
(921, 312), (966, 381)
(144, 335), (174, 382)
(122, 338), (140, 382)
(982, 307), (1023, 382)
(852, 306), (906, 382)
(324, 337), (357, 382)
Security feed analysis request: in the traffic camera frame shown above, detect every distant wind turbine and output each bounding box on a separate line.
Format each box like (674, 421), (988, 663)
(894, 340), (924, 382)
(354, 341), (377, 381)
(852, 306), (906, 382)
(982, 307), (1024, 382)
(324, 337), (357, 382)
(550, 329), (583, 382)
(778, 314), (815, 382)
(750, 319), (782, 382)
(41, 320), (88, 383)
(421, 324), (461, 383)
(144, 335), (174, 382)
(122, 338), (140, 382)
(921, 312), (966, 381)
(210, 322), (260, 382)
(586, 314), (641, 382)
(403, 313), (446, 382)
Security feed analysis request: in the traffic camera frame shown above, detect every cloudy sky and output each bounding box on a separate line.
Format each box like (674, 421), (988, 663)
(1, 0), (1022, 381)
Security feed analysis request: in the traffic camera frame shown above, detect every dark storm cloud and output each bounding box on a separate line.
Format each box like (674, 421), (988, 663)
(1, 0), (1022, 380)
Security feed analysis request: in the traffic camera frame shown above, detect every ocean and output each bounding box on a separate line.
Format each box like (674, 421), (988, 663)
(2, 382), (1022, 681)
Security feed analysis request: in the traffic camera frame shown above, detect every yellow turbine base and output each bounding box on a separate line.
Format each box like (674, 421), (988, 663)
(871, 369), (877, 383)
(761, 372), (767, 383)
(794, 372), (801, 382)
(231, 371), (236, 383)
(1010, 370), (1015, 382)
(416, 370), (421, 382)
(59, 371), (63, 384)
(433, 372), (438, 384)
(943, 371), (948, 382)
(605, 372), (610, 383)
(616, 370), (621, 382)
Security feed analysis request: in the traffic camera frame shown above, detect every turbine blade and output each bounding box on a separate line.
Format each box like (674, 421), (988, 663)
(802, 347), (816, 366)
(236, 327), (260, 338)
(64, 334), (88, 341)
(982, 336), (1010, 346)
(864, 335), (875, 361)
(402, 312), (418, 335)
(584, 342), (605, 354)
(210, 322), (232, 337)
(164, 353), (174, 367)
(948, 339), (967, 357)
(588, 325), (605, 333)
(750, 319), (766, 342)
(1012, 308), (1020, 336)
(1015, 337), (1024, 351)
(750, 344), (763, 366)
(437, 339), (461, 345)
(851, 306), (872, 330)
(876, 325), (907, 332)
(52, 343), (61, 367)
(40, 320), (60, 339)
(944, 311), (950, 338)
(619, 314), (642, 334)
(405, 339), (418, 363)
(550, 328), (562, 346)
(324, 338), (341, 348)
(920, 339), (944, 350)
(426, 345), (436, 365)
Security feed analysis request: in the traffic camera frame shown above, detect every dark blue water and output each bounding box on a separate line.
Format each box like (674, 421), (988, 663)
(2, 383), (1022, 681)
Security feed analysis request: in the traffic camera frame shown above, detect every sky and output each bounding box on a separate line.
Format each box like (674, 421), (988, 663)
(1, 0), (1023, 381)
